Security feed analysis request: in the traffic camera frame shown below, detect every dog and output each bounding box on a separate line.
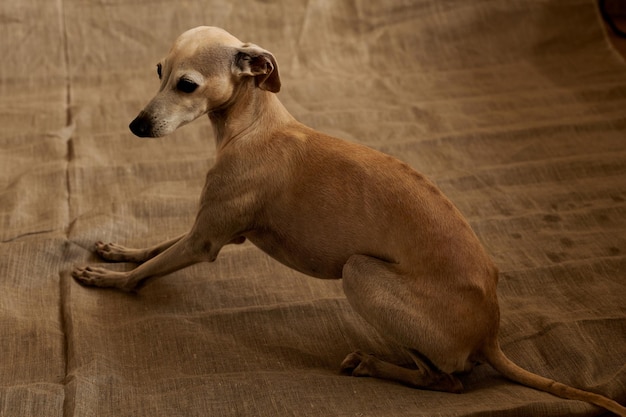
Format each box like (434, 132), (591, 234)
(72, 26), (626, 415)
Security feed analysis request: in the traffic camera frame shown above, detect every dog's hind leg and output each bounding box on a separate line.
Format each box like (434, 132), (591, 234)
(340, 254), (465, 393)
(340, 349), (463, 393)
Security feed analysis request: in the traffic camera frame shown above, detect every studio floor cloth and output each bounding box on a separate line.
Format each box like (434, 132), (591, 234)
(1, 0), (625, 416)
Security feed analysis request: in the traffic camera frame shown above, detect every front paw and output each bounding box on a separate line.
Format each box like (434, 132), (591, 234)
(71, 265), (132, 291)
(95, 241), (128, 261)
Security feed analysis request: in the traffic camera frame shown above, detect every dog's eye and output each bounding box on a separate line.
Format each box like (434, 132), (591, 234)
(177, 78), (198, 93)
(156, 63), (162, 80)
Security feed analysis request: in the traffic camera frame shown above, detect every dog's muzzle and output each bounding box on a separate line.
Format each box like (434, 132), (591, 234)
(129, 113), (153, 137)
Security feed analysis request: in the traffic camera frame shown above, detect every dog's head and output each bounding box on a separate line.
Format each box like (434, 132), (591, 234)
(129, 26), (280, 138)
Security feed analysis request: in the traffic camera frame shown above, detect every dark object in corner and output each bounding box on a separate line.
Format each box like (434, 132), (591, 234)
(600, 0), (626, 38)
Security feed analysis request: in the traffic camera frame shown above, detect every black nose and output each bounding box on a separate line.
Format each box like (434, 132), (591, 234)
(129, 113), (153, 137)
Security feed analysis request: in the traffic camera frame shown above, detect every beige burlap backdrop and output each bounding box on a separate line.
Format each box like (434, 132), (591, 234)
(1, 0), (625, 416)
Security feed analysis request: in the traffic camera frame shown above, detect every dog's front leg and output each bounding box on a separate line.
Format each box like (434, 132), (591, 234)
(72, 232), (212, 291)
(95, 233), (187, 263)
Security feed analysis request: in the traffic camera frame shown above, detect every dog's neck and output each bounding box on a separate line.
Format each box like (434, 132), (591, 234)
(208, 82), (294, 151)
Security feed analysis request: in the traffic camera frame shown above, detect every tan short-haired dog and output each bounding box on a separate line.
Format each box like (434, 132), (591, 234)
(72, 26), (626, 415)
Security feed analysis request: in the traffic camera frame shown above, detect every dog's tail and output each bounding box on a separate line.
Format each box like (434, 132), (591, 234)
(482, 341), (626, 416)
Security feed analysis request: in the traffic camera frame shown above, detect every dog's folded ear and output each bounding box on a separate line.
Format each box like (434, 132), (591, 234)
(234, 44), (281, 93)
